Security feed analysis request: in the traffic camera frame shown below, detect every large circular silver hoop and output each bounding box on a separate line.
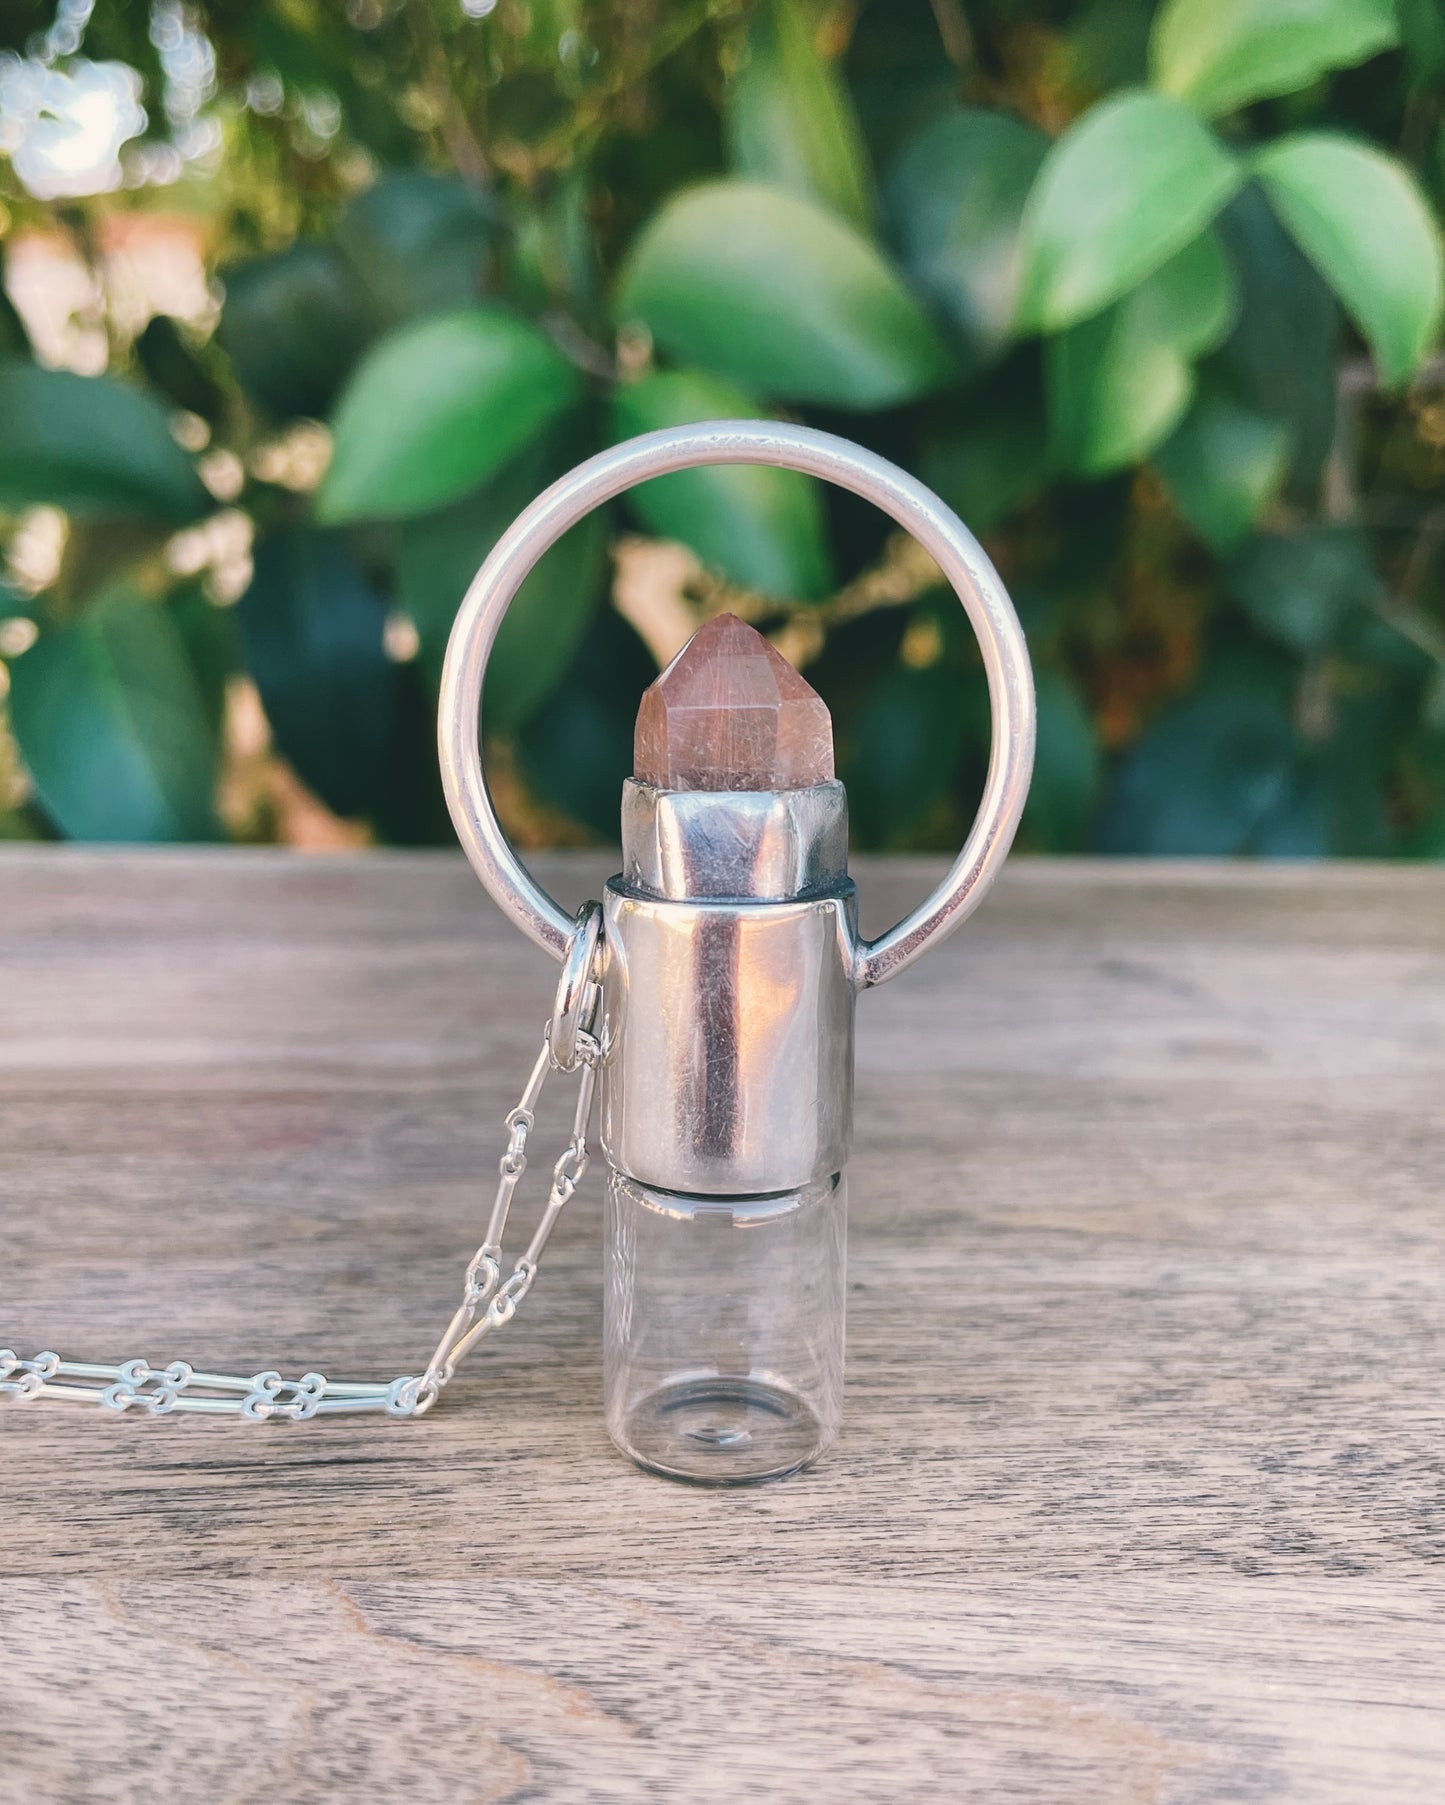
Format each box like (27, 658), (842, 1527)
(438, 421), (1035, 990)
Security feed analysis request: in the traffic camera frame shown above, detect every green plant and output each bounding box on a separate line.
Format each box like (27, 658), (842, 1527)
(1, 0), (1443, 854)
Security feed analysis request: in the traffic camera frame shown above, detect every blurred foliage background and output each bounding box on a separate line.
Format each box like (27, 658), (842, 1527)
(1, 0), (1443, 856)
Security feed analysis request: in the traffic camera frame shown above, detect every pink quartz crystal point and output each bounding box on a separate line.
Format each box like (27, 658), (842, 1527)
(633, 613), (835, 792)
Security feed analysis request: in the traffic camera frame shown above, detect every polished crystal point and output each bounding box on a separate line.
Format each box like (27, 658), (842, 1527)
(633, 613), (834, 792)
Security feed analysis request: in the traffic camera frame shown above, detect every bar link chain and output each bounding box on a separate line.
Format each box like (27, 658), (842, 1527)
(2, 908), (605, 1424)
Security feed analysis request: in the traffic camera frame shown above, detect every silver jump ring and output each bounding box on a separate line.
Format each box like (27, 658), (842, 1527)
(438, 421), (1035, 989)
(548, 900), (602, 1073)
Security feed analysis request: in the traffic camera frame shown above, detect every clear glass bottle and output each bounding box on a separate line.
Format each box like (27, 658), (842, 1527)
(604, 1171), (846, 1484)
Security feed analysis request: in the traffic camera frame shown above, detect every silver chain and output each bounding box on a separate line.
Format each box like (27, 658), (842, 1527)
(1, 907), (606, 1424)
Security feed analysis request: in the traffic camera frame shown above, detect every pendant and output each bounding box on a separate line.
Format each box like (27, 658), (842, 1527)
(438, 419), (1036, 1484)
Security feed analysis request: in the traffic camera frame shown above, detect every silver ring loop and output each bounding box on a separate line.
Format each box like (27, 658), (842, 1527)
(438, 421), (1035, 989)
(548, 900), (602, 1073)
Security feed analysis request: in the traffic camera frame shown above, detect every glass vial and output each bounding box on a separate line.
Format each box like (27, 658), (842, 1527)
(604, 1170), (846, 1484)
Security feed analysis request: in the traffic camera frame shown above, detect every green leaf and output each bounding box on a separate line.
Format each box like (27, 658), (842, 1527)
(1024, 666), (1100, 851)
(218, 242), (372, 421)
(844, 660), (970, 848)
(1047, 231), (1237, 476)
(1397, 0), (1445, 81)
(1070, 0), (1155, 88)
(334, 171), (500, 329)
(240, 7), (415, 162)
(1213, 184), (1340, 499)
(396, 432), (609, 733)
(611, 371), (833, 598)
(919, 410), (1048, 535)
(239, 527), (397, 818)
(1095, 662), (1297, 853)
(135, 315), (225, 423)
(845, 0), (960, 167)
(1152, 383), (1290, 550)
(885, 107), (1049, 371)
(1150, 0), (1399, 119)
(168, 583), (239, 738)
(8, 590), (220, 841)
(1015, 90), (1243, 332)
(1253, 133), (1445, 387)
(1402, 810), (1445, 858)
(488, 505), (609, 735)
(1226, 526), (1381, 652)
(1306, 764), (1393, 857)
(0, 806), (46, 842)
(917, 351), (1050, 533)
(317, 308), (583, 524)
(1254, 683), (1397, 855)
(516, 605), (659, 838)
(510, 171), (605, 323)
(366, 661), (456, 849)
(0, 362), (208, 523)
(616, 180), (953, 409)
(0, 250), (31, 356)
(727, 0), (873, 228)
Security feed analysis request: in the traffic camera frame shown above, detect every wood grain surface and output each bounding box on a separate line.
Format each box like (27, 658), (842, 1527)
(2, 848), (1443, 1803)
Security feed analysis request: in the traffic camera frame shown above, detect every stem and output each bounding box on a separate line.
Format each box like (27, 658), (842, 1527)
(929, 0), (974, 69)
(407, 0), (490, 185)
(542, 309), (616, 382)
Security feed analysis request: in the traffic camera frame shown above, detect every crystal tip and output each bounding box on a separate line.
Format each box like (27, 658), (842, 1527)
(632, 613), (835, 793)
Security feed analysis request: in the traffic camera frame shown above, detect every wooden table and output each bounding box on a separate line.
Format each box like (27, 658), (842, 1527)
(3, 849), (1443, 1803)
